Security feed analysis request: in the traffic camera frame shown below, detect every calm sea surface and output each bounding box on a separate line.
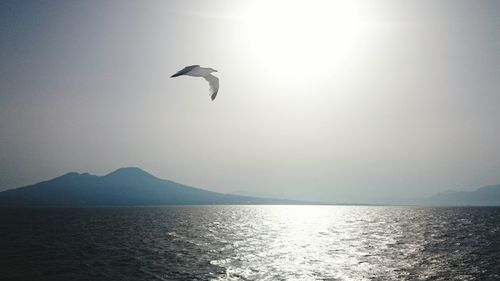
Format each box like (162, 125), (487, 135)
(1, 206), (500, 281)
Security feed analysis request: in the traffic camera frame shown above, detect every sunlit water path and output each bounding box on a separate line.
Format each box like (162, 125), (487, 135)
(1, 206), (499, 280)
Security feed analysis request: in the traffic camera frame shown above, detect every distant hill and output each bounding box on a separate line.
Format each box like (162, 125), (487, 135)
(425, 184), (500, 206)
(3, 168), (499, 206)
(0, 167), (296, 207)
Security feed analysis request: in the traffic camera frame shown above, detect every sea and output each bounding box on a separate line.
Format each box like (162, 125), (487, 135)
(1, 206), (500, 281)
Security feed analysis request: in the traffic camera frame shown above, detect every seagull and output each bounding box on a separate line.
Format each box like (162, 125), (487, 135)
(170, 65), (219, 101)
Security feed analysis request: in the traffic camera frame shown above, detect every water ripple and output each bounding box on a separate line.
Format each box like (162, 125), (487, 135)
(1, 206), (500, 280)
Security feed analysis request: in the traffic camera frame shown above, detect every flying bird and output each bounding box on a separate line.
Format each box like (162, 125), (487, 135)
(170, 65), (219, 101)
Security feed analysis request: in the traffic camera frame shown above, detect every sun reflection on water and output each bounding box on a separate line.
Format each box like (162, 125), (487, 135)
(2, 206), (499, 280)
(208, 205), (430, 280)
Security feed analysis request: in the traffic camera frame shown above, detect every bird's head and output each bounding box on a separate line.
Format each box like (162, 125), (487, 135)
(209, 68), (218, 73)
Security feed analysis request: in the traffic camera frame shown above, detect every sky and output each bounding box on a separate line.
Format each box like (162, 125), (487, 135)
(1, 0), (499, 203)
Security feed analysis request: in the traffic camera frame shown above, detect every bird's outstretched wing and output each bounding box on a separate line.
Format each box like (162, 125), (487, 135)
(203, 74), (219, 101)
(170, 65), (200, 77)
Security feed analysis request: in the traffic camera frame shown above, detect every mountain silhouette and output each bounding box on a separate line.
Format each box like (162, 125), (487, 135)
(0, 167), (294, 206)
(426, 184), (500, 206)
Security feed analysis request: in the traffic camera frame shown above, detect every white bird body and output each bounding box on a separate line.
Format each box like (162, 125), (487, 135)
(170, 65), (219, 100)
(185, 67), (213, 77)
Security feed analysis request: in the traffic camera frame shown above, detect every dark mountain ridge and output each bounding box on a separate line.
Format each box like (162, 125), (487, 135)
(2, 167), (500, 206)
(0, 167), (292, 206)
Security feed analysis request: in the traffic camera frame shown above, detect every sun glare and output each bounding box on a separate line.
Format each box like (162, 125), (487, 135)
(245, 0), (361, 82)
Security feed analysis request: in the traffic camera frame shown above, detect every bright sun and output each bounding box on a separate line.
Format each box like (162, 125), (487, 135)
(245, 0), (361, 82)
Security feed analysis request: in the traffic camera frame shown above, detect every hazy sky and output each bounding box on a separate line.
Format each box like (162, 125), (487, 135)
(1, 0), (499, 203)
